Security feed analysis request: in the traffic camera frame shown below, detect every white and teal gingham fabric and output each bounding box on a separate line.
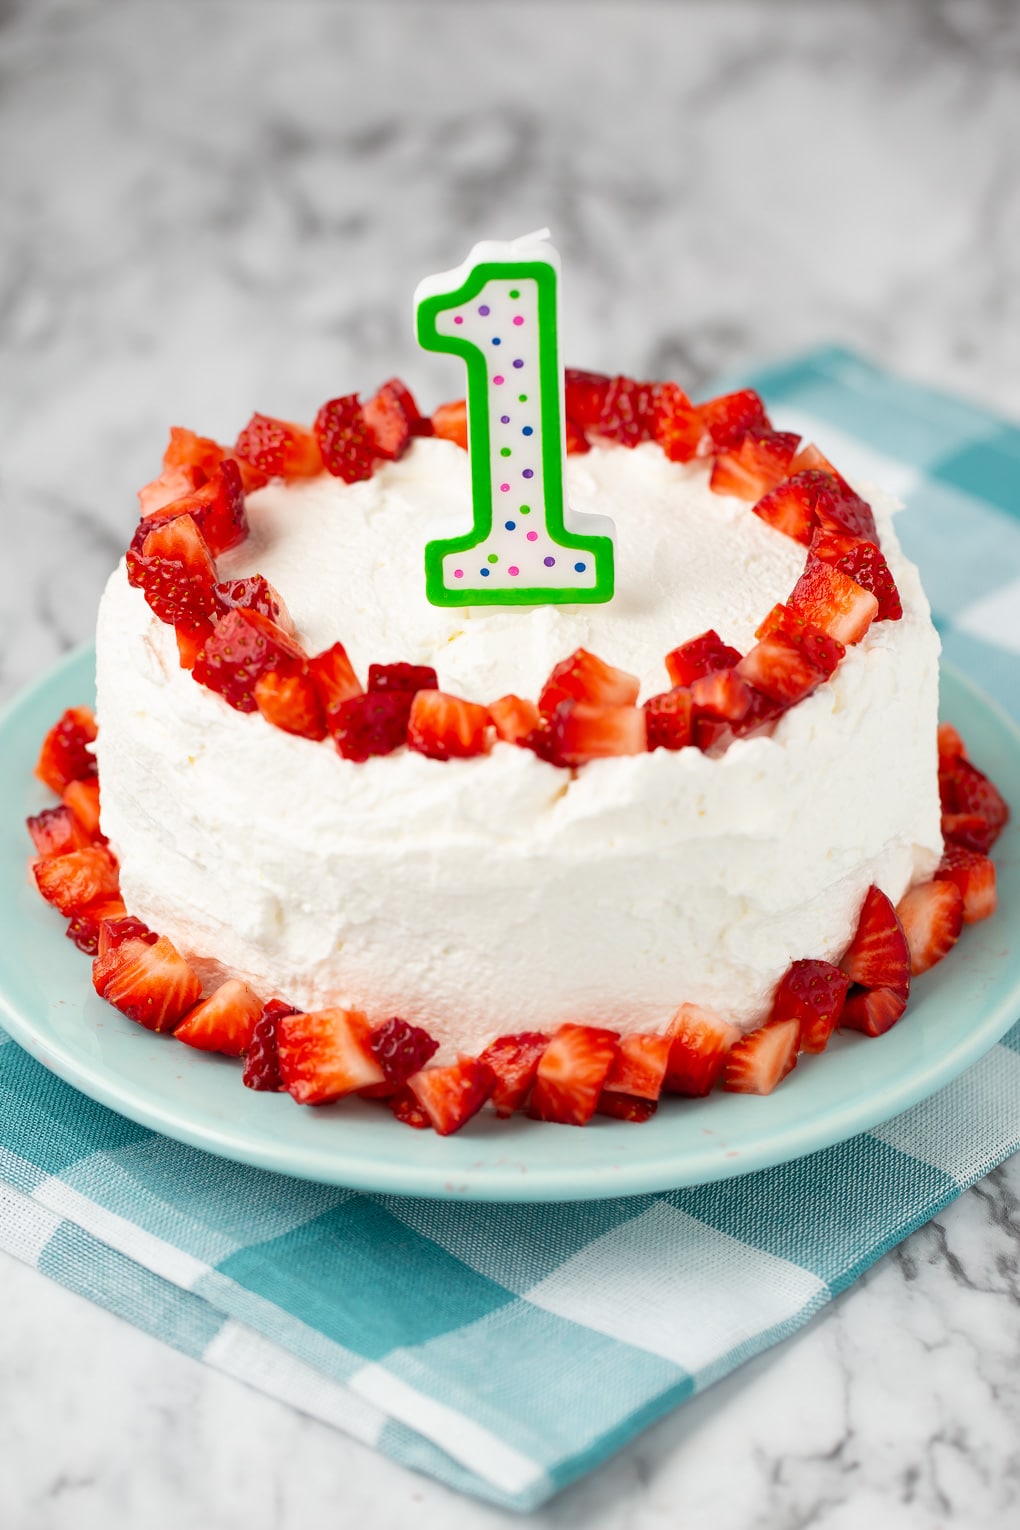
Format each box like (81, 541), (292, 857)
(1, 348), (1018, 1512)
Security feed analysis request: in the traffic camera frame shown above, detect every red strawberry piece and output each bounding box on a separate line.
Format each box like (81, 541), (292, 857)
(242, 998), (297, 1091)
(33, 846), (120, 916)
(663, 1003), (741, 1095)
(162, 425), (227, 481)
(141, 460), (248, 558)
(431, 400), (468, 449)
(664, 630), (742, 688)
(216, 574), (291, 629)
(92, 934), (203, 1033)
(752, 474), (822, 545)
(408, 1057), (496, 1136)
(529, 1024), (619, 1126)
(368, 662), (438, 695)
(277, 1007), (385, 1105)
(174, 978), (264, 1056)
(941, 812), (996, 854)
(126, 513), (220, 628)
(98, 914), (157, 958)
(565, 416), (591, 455)
(722, 1018), (800, 1094)
(770, 960), (850, 1054)
(66, 898), (127, 956)
(788, 558), (879, 645)
(564, 369), (611, 431)
(789, 442), (839, 477)
(813, 486), (878, 543)
(366, 1017), (439, 1096)
(603, 1032), (671, 1100)
(709, 429), (801, 502)
(937, 722), (967, 764)
(596, 1093), (658, 1122)
(138, 463), (202, 517)
(308, 642), (363, 718)
(939, 757), (1009, 846)
(254, 670), (328, 741)
(388, 1085), (433, 1129)
(547, 701), (647, 767)
(538, 647), (640, 716)
(477, 1032), (549, 1117)
(489, 694), (541, 745)
(643, 687), (694, 751)
(27, 804), (93, 857)
(330, 692), (413, 761)
(697, 388), (768, 451)
(363, 378), (421, 460)
(690, 667), (753, 723)
(236, 412), (323, 480)
(193, 609), (306, 713)
(652, 381), (705, 463)
(692, 715), (733, 753)
(896, 881), (964, 977)
(934, 843), (997, 924)
(314, 395), (376, 483)
(175, 618), (215, 671)
(730, 687), (788, 740)
(755, 604), (845, 678)
(594, 376), (657, 447)
(408, 690), (493, 761)
(35, 706), (98, 795)
(736, 633), (825, 705)
(62, 777), (102, 837)
(840, 985), (909, 1037)
(839, 884), (910, 1037)
(810, 530), (902, 621)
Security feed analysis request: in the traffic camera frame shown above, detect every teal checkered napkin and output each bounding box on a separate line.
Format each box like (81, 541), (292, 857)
(1, 350), (1018, 1511)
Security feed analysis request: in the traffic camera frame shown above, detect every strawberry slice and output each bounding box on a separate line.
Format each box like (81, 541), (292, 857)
(27, 804), (93, 857)
(564, 370), (611, 431)
(174, 978), (264, 1055)
(697, 389), (768, 451)
(364, 378), (422, 460)
(242, 998), (297, 1091)
(752, 473), (825, 545)
(126, 513), (220, 628)
(235, 413), (322, 480)
(755, 604), (845, 678)
(736, 633), (825, 705)
(62, 777), (102, 837)
(92, 934), (203, 1033)
(216, 574), (291, 629)
(643, 687), (694, 751)
(690, 667), (753, 723)
(722, 1018), (800, 1094)
(368, 662), (438, 695)
(596, 1093), (658, 1122)
(140, 460), (248, 558)
(602, 1032), (671, 1100)
(812, 485), (878, 543)
(652, 381), (705, 462)
(934, 844), (997, 924)
(839, 885), (911, 1037)
(254, 670), (328, 740)
(162, 425), (227, 481)
(489, 694), (541, 745)
(663, 1003), (741, 1095)
(365, 1017), (439, 1097)
(408, 1057), (496, 1135)
(840, 985), (910, 1037)
(33, 846), (120, 915)
(388, 1085), (433, 1129)
(788, 558), (879, 645)
(539, 647), (640, 715)
(809, 530), (902, 621)
(431, 400), (468, 449)
(139, 463), (202, 517)
(193, 609), (306, 713)
(307, 641), (363, 720)
(730, 687), (788, 740)
(896, 881), (964, 976)
(35, 706), (98, 795)
(565, 416), (591, 455)
(477, 1032), (549, 1117)
(97, 914), (157, 957)
(937, 722), (967, 764)
(939, 756), (1009, 847)
(709, 429), (800, 501)
(330, 692), (413, 761)
(546, 701), (647, 767)
(66, 898), (127, 956)
(277, 1007), (384, 1105)
(941, 812), (997, 854)
(769, 960), (850, 1053)
(664, 630), (741, 688)
(594, 376), (657, 447)
(314, 394), (376, 483)
(529, 1024), (619, 1126)
(408, 690), (494, 761)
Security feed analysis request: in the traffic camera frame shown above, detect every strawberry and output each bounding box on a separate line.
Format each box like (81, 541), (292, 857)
(97, 914), (157, 957)
(690, 668), (753, 723)
(692, 715), (733, 753)
(934, 843), (997, 924)
(92, 934), (203, 1033)
(896, 881), (964, 976)
(193, 609), (306, 713)
(366, 1017), (439, 1095)
(126, 513), (220, 627)
(789, 442), (840, 478)
(33, 846), (120, 915)
(565, 416), (591, 455)
(477, 1032), (549, 1116)
(594, 376), (657, 447)
(769, 960), (850, 1053)
(664, 630), (741, 688)
(564, 369), (611, 431)
(809, 530), (902, 621)
(755, 604), (845, 678)
(939, 757), (1009, 846)
(235, 412), (323, 480)
(709, 429), (800, 501)
(697, 389), (768, 451)
(643, 687), (694, 751)
(663, 1003), (741, 1095)
(62, 777), (102, 837)
(941, 812), (997, 854)
(330, 692), (413, 761)
(730, 687), (788, 739)
(431, 400), (468, 449)
(722, 1018), (800, 1094)
(388, 1085), (433, 1129)
(529, 1024), (619, 1126)
(216, 574), (291, 628)
(277, 1007), (384, 1105)
(35, 706), (97, 795)
(308, 642), (363, 717)
(138, 463), (202, 517)
(937, 722), (967, 764)
(736, 633), (825, 705)
(408, 690), (494, 761)
(363, 378), (423, 460)
(546, 701), (647, 767)
(162, 425), (227, 482)
(368, 662), (438, 695)
(175, 618), (215, 671)
(140, 460), (248, 558)
(812, 484), (878, 543)
(408, 1057), (495, 1135)
(174, 978), (264, 1056)
(27, 804), (93, 857)
(652, 381), (705, 463)
(66, 899), (127, 956)
(538, 647), (640, 715)
(788, 558), (879, 645)
(314, 395), (376, 483)
(242, 998), (297, 1091)
(489, 694), (541, 745)
(254, 669), (328, 740)
(603, 1032), (671, 1100)
(839, 885), (910, 1037)
(596, 1093), (658, 1122)
(840, 985), (909, 1037)
(752, 474), (823, 545)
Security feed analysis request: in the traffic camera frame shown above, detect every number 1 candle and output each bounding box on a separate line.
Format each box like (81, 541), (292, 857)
(414, 230), (615, 607)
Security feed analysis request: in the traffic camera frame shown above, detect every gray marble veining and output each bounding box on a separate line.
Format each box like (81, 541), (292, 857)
(2, 1), (1018, 1525)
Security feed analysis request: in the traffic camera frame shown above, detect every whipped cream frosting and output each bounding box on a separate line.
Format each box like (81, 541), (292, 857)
(95, 439), (943, 1059)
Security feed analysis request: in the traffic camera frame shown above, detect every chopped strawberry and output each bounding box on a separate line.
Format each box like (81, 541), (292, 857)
(140, 460), (248, 558)
(565, 416), (591, 455)
(664, 630), (742, 688)
(489, 694), (541, 745)
(722, 1018), (800, 1094)
(596, 1093), (658, 1122)
(175, 618), (215, 671)
(594, 376), (657, 447)
(663, 1003), (741, 1095)
(364, 378), (423, 460)
(242, 998), (297, 1091)
(314, 395), (376, 483)
(709, 429), (801, 501)
(277, 1007), (384, 1105)
(652, 381), (705, 462)
(216, 574), (291, 628)
(770, 960), (850, 1053)
(564, 369), (611, 431)
(235, 412), (322, 480)
(934, 843), (997, 924)
(941, 812), (997, 854)
(538, 647), (640, 715)
(431, 399), (468, 449)
(254, 669), (327, 740)
(35, 706), (97, 795)
(368, 662), (438, 695)
(27, 804), (93, 857)
(730, 687), (788, 739)
(690, 667), (753, 723)
(896, 881), (964, 976)
(752, 474), (822, 545)
(839, 885), (910, 1037)
(138, 463), (201, 517)
(388, 1085), (433, 1129)
(937, 722), (967, 764)
(330, 692), (413, 761)
(33, 846), (120, 916)
(174, 978), (264, 1056)
(643, 687), (694, 751)
(697, 388), (768, 451)
(603, 1032), (671, 1100)
(809, 530), (902, 621)
(789, 442), (840, 478)
(840, 985), (910, 1037)
(92, 934), (203, 1033)
(162, 425), (227, 481)
(477, 1032), (549, 1117)
(407, 690), (493, 761)
(97, 914), (157, 957)
(939, 756), (1009, 847)
(755, 604), (845, 678)
(788, 558), (879, 645)
(308, 642), (363, 717)
(813, 485), (878, 543)
(193, 609), (306, 713)
(529, 1023), (619, 1126)
(62, 777), (102, 837)
(126, 513), (220, 627)
(692, 715), (733, 753)
(546, 701), (646, 767)
(366, 1017), (439, 1096)
(408, 1057), (495, 1136)
(736, 633), (825, 705)
(66, 898), (127, 956)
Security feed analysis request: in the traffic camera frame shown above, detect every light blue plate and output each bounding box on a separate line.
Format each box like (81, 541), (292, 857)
(1, 647), (1018, 1202)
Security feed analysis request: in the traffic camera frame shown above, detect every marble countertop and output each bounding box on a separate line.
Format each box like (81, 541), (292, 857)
(1, 1), (1018, 1525)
